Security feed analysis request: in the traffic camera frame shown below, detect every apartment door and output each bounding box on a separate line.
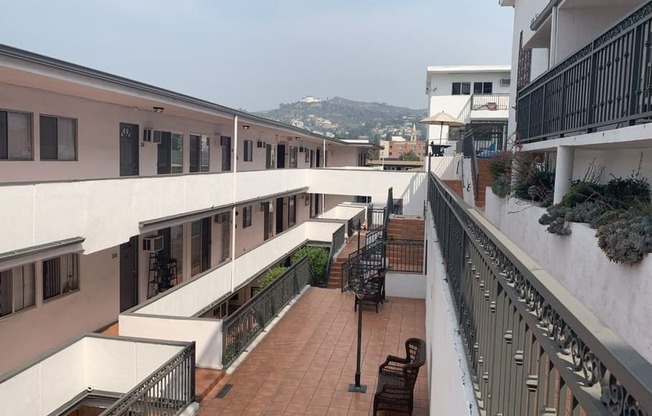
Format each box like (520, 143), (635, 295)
(316, 149), (321, 167)
(263, 202), (271, 240)
(221, 136), (232, 171)
(119, 236), (138, 312)
(277, 144), (286, 169)
(276, 197), (284, 234)
(119, 123), (139, 176)
(310, 149), (315, 168)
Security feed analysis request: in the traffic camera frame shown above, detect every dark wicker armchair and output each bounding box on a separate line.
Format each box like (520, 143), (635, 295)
(353, 268), (386, 313)
(373, 338), (426, 415)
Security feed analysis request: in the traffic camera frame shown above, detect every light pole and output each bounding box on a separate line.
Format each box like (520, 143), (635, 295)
(348, 274), (368, 393)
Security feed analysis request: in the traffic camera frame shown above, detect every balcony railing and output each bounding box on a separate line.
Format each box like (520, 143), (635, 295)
(428, 173), (652, 415)
(471, 93), (510, 111)
(517, 2), (652, 143)
(222, 256), (312, 367)
(101, 342), (196, 416)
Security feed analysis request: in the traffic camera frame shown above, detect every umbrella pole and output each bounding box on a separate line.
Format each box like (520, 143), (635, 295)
(439, 122), (443, 146)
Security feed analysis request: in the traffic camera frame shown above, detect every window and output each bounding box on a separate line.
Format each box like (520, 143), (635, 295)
(474, 82), (493, 94)
(189, 134), (209, 172)
(156, 131), (183, 174)
(452, 82), (471, 95)
(40, 115), (76, 160)
(289, 146), (298, 168)
(191, 218), (211, 276)
(0, 110), (32, 160)
(243, 140), (253, 162)
(243, 205), (252, 228)
(288, 196), (296, 226)
(43, 254), (79, 301)
(0, 264), (35, 317)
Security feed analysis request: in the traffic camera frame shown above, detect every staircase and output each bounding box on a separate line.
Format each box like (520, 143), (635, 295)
(474, 159), (492, 208)
(326, 256), (347, 289)
(442, 180), (463, 199)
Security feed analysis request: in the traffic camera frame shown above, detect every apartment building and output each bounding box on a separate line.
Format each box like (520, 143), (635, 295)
(425, 65), (511, 149)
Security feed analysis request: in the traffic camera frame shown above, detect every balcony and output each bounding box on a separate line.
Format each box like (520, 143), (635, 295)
(0, 335), (195, 416)
(428, 175), (652, 414)
(517, 2), (652, 143)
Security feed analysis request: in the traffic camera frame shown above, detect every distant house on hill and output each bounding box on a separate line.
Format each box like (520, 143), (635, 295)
(300, 96), (321, 104)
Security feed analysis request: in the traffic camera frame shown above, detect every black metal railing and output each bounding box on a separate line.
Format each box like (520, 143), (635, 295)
(101, 343), (196, 416)
(367, 207), (385, 231)
(324, 225), (345, 288)
(385, 240), (424, 273)
(471, 93), (510, 111)
(341, 239), (385, 292)
(347, 209), (367, 238)
(517, 2), (652, 143)
(428, 173), (652, 415)
(222, 257), (312, 367)
(463, 133), (480, 197)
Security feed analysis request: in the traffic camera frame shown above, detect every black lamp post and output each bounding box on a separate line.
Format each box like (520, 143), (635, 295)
(348, 275), (368, 393)
(356, 218), (362, 252)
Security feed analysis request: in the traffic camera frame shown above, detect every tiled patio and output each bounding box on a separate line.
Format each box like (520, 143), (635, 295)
(199, 287), (428, 416)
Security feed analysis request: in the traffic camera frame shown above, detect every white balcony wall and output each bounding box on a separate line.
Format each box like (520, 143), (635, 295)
(234, 169), (309, 202)
(119, 315), (223, 369)
(430, 155), (462, 180)
(424, 210), (479, 416)
(308, 169), (426, 216)
(0, 248), (118, 375)
(329, 145), (359, 167)
(0, 173), (235, 254)
(484, 190), (652, 363)
(0, 335), (185, 416)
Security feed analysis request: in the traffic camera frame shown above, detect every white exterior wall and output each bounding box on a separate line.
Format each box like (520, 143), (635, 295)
(309, 169), (426, 216)
(424, 210), (479, 416)
(385, 272), (426, 299)
(484, 190), (652, 363)
(0, 336), (185, 416)
(0, 248), (118, 375)
(329, 144), (360, 167)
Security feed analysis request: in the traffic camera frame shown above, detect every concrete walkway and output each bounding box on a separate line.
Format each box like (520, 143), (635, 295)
(198, 288), (428, 415)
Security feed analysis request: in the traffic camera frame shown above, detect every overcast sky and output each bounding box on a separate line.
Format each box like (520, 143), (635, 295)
(0, 0), (513, 111)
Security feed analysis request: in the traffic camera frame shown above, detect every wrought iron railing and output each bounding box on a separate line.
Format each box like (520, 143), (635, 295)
(367, 207), (386, 231)
(324, 225), (345, 288)
(428, 173), (652, 415)
(462, 133), (480, 197)
(341, 239), (385, 292)
(471, 93), (510, 111)
(517, 2), (652, 143)
(347, 209), (366, 238)
(222, 257), (312, 367)
(100, 342), (196, 416)
(385, 240), (424, 273)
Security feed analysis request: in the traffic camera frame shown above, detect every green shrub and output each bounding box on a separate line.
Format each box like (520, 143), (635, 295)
(258, 265), (288, 289)
(292, 246), (330, 286)
(511, 153), (555, 203)
(560, 181), (607, 208)
(604, 176), (651, 209)
(487, 151), (512, 181)
(491, 175), (511, 198)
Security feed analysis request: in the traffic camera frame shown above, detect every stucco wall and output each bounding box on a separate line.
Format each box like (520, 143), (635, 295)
(484, 190), (652, 363)
(0, 248), (119, 375)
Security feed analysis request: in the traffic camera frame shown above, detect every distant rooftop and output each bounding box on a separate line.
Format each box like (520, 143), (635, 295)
(426, 65), (511, 74)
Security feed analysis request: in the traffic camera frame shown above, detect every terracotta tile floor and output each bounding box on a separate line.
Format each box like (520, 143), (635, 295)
(199, 287), (428, 415)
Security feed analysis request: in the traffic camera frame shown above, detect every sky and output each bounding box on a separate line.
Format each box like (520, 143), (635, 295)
(0, 0), (513, 111)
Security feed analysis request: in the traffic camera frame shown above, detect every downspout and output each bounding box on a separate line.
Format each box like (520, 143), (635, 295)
(230, 115), (238, 292)
(550, 5), (559, 66)
(322, 139), (327, 214)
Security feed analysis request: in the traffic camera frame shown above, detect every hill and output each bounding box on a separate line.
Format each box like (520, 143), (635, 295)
(254, 96), (427, 142)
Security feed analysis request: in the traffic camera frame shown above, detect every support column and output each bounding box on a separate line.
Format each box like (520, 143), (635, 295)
(553, 146), (574, 204)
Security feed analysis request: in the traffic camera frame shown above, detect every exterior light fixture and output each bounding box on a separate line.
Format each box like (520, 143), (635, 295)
(242, 125), (250, 130)
(153, 106), (164, 113)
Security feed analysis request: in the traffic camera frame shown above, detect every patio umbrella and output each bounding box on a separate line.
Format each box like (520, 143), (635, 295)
(419, 111), (465, 146)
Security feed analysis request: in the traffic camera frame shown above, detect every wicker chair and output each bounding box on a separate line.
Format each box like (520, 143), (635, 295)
(373, 338), (426, 415)
(353, 268), (386, 313)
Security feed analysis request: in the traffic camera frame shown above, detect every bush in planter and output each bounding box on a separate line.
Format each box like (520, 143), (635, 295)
(292, 246), (329, 286)
(258, 265), (288, 289)
(487, 152), (512, 198)
(512, 152), (555, 204)
(491, 175), (511, 198)
(539, 202), (607, 236)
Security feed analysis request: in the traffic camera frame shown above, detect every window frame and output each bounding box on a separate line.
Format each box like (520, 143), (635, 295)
(243, 205), (252, 228)
(0, 109), (33, 161)
(0, 263), (36, 318)
(42, 253), (79, 302)
(452, 82), (471, 96)
(39, 114), (77, 161)
(288, 195), (297, 227)
(189, 134), (210, 173)
(289, 146), (298, 168)
(243, 140), (253, 162)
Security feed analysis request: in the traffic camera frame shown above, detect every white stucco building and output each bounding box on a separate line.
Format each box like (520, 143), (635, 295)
(425, 65), (511, 148)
